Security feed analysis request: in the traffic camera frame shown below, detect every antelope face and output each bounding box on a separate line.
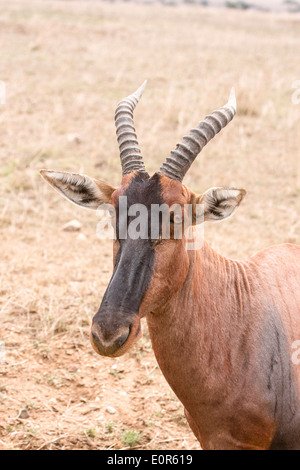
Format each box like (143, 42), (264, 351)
(41, 82), (245, 357)
(92, 170), (193, 358)
(91, 171), (168, 357)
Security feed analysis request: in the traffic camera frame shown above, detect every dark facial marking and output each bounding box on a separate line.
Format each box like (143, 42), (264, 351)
(93, 172), (164, 337)
(115, 172), (165, 243)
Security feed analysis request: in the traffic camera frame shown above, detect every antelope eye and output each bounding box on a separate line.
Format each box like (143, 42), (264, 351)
(173, 214), (183, 224)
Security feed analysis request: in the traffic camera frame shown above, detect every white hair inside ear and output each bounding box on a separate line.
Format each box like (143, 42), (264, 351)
(202, 187), (246, 222)
(40, 170), (116, 210)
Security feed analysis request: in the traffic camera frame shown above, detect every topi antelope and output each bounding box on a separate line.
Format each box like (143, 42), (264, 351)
(41, 82), (300, 450)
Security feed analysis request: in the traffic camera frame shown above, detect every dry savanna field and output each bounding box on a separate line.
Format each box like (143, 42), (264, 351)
(0, 0), (299, 451)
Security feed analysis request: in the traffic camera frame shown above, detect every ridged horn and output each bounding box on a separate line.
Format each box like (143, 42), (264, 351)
(159, 88), (237, 182)
(115, 81), (148, 176)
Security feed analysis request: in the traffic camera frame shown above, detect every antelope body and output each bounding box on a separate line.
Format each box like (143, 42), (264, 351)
(41, 83), (300, 450)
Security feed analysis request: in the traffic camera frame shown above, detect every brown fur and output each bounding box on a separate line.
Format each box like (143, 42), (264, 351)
(137, 177), (300, 449)
(92, 173), (300, 449)
(144, 239), (300, 449)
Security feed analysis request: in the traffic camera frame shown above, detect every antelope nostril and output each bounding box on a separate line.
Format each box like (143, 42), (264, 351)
(116, 328), (131, 347)
(91, 330), (101, 345)
(91, 326), (130, 350)
(90, 320), (141, 358)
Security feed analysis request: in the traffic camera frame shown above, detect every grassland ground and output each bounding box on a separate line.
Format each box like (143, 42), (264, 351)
(0, 0), (299, 450)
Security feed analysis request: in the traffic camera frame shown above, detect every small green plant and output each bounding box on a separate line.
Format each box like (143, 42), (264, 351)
(121, 430), (141, 448)
(144, 421), (154, 427)
(105, 421), (115, 433)
(109, 369), (124, 379)
(85, 427), (97, 438)
(46, 373), (63, 388)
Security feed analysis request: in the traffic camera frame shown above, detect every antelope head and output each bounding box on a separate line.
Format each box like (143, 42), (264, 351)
(41, 82), (245, 357)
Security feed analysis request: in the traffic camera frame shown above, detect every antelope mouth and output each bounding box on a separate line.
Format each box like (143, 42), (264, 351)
(90, 319), (142, 358)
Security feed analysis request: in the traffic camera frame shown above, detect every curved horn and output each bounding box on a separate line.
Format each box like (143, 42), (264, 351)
(159, 88), (237, 182)
(115, 81), (148, 176)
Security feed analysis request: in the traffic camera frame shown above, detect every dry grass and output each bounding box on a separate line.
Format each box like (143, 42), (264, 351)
(0, 0), (299, 450)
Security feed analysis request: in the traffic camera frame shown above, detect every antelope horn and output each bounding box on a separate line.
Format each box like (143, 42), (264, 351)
(115, 81), (148, 176)
(159, 88), (237, 182)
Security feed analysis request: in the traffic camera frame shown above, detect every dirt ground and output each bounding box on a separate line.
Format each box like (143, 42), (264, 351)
(0, 0), (299, 450)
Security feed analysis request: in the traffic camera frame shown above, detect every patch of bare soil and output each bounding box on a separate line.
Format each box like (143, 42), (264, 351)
(0, 226), (199, 450)
(0, 320), (199, 450)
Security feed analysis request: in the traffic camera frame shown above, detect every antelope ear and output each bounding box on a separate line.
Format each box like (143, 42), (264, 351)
(40, 170), (116, 209)
(199, 187), (246, 222)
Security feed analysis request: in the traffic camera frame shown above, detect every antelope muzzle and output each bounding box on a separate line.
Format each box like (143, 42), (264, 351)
(90, 312), (142, 357)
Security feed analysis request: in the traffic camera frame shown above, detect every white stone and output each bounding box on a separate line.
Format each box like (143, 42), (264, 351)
(106, 406), (116, 415)
(62, 219), (82, 232)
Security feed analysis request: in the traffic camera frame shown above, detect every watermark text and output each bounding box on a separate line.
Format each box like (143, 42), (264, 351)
(96, 197), (205, 251)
